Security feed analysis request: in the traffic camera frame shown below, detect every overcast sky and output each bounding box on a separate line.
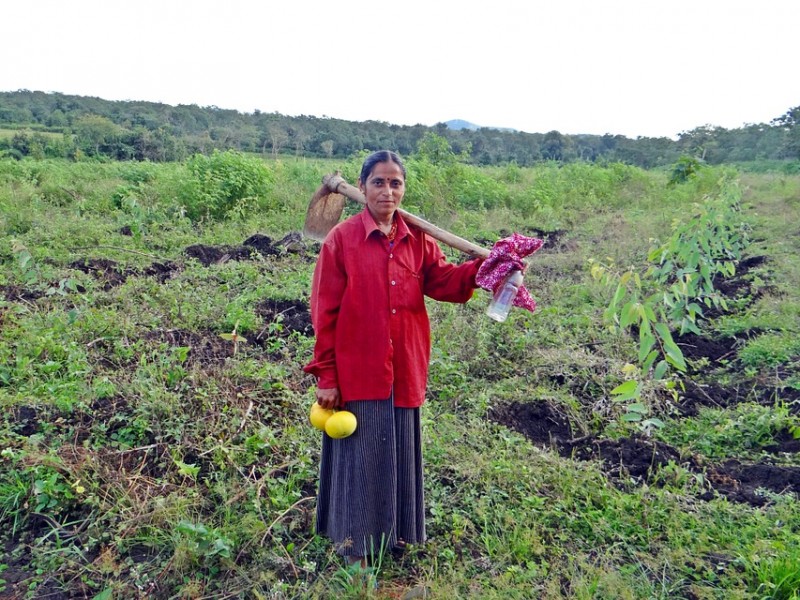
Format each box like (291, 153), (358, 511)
(4, 0), (798, 139)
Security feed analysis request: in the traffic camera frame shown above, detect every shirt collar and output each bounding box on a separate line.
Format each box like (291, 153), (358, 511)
(359, 208), (417, 243)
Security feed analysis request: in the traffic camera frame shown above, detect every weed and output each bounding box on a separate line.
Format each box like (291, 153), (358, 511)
(174, 520), (234, 564)
(327, 536), (388, 598)
(747, 544), (800, 600)
(659, 402), (800, 460)
(0, 454), (29, 535)
(739, 332), (800, 370)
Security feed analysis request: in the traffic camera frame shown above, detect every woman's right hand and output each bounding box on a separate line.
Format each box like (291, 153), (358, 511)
(315, 387), (341, 410)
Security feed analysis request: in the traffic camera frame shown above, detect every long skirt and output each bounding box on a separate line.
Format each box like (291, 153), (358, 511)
(315, 398), (426, 558)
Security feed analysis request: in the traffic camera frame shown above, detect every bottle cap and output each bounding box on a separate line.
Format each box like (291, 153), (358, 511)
(507, 269), (523, 286)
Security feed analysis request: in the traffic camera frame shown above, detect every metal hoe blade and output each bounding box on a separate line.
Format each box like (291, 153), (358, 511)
(303, 189), (346, 242)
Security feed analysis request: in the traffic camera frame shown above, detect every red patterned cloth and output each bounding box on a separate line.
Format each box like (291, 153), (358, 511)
(476, 233), (544, 313)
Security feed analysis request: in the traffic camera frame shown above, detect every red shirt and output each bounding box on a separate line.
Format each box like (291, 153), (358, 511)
(304, 209), (482, 408)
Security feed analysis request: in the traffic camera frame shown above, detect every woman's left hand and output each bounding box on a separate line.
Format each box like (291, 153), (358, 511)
(315, 386), (341, 410)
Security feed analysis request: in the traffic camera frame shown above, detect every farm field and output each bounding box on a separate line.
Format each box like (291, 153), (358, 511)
(0, 128), (65, 140)
(1, 151), (799, 599)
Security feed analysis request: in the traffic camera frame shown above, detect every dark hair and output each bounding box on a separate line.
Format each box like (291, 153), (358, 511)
(359, 150), (406, 185)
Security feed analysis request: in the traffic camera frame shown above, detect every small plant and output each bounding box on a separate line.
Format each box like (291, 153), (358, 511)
(219, 320), (248, 356)
(10, 240), (79, 295)
(591, 175), (751, 435)
(11, 240), (38, 286)
(609, 377), (666, 436)
(668, 155), (704, 186)
(648, 176), (749, 331)
(172, 456), (200, 481)
(328, 536), (387, 598)
(0, 451), (29, 535)
(329, 561), (379, 598)
(591, 260), (688, 380)
(112, 189), (148, 240)
(33, 469), (77, 513)
(591, 173), (750, 429)
(175, 520), (234, 568)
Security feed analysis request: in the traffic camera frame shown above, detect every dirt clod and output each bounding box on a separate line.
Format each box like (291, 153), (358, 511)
(255, 298), (313, 337)
(703, 460), (800, 506)
(488, 400), (574, 446)
(70, 257), (130, 289)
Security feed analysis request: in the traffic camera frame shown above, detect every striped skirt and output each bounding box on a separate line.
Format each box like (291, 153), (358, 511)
(315, 399), (426, 558)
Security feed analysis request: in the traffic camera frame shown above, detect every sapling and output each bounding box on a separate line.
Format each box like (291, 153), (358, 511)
(219, 320), (247, 355)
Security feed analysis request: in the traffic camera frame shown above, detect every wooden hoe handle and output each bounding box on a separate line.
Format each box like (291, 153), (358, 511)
(322, 173), (491, 260)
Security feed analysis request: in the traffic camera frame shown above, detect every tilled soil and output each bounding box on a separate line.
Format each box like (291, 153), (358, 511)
(6, 238), (799, 512)
(489, 253), (799, 507)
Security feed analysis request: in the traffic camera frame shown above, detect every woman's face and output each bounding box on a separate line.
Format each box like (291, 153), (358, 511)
(359, 160), (405, 224)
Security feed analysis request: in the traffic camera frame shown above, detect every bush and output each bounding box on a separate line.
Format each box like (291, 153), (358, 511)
(179, 150), (275, 221)
(668, 155), (704, 186)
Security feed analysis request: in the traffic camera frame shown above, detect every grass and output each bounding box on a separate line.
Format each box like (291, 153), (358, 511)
(1, 156), (799, 598)
(0, 127), (66, 140)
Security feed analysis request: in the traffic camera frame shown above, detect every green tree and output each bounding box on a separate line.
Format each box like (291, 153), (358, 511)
(47, 109), (68, 128)
(266, 122), (289, 157)
(542, 130), (571, 161)
(677, 125), (723, 161)
(416, 132), (459, 165)
(772, 105), (800, 159)
(74, 114), (121, 156)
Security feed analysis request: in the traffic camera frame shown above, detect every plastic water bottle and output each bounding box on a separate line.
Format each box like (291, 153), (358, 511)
(486, 269), (523, 322)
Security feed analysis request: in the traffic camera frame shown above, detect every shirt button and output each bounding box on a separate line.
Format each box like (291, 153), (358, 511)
(392, 309), (397, 314)
(389, 253), (393, 258)
(391, 280), (396, 285)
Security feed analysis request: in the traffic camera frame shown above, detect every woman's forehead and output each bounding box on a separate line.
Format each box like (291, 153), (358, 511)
(368, 162), (404, 179)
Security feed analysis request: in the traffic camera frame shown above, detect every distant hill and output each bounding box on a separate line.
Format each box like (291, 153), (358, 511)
(445, 119), (480, 131)
(445, 119), (517, 132)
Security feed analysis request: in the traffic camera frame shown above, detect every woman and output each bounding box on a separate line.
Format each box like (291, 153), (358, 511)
(304, 150), (483, 568)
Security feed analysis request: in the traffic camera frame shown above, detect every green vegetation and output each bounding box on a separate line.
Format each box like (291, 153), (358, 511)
(589, 168), (752, 425)
(1, 142), (799, 598)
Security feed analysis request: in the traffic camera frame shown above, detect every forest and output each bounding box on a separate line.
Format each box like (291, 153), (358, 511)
(1, 90), (799, 169)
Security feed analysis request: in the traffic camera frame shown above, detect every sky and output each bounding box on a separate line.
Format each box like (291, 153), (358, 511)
(3, 0), (799, 139)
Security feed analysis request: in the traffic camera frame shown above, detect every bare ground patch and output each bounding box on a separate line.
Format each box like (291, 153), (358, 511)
(489, 399), (800, 507)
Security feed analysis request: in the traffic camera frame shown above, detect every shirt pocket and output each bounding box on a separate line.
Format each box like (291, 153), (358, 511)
(393, 262), (425, 311)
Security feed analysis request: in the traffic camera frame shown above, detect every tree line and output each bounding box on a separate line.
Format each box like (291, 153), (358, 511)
(1, 90), (798, 168)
